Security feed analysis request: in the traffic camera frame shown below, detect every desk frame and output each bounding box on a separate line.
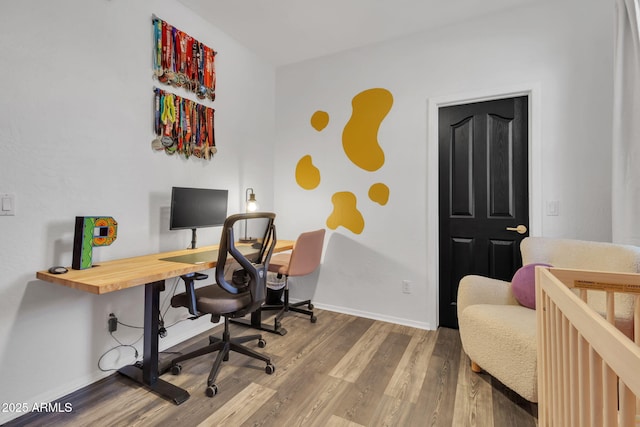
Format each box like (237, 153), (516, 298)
(36, 240), (293, 405)
(117, 280), (189, 404)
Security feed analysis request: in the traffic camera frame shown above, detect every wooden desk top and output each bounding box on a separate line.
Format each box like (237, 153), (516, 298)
(36, 240), (294, 295)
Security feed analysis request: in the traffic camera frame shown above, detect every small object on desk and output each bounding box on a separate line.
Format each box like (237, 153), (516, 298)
(72, 216), (118, 270)
(48, 266), (68, 274)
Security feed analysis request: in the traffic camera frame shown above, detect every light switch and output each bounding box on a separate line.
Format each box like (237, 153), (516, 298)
(546, 200), (559, 216)
(0, 193), (15, 216)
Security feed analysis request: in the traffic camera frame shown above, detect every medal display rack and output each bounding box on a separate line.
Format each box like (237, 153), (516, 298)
(152, 87), (216, 160)
(152, 15), (216, 101)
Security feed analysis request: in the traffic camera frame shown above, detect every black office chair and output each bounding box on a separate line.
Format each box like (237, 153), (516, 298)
(170, 212), (277, 397)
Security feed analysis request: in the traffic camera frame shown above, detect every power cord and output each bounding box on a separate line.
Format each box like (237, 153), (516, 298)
(97, 276), (191, 371)
(97, 331), (142, 372)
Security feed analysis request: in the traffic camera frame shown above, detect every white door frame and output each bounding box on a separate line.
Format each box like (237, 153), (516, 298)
(426, 82), (542, 327)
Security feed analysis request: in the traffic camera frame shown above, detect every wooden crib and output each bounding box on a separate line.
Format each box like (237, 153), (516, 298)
(536, 267), (640, 426)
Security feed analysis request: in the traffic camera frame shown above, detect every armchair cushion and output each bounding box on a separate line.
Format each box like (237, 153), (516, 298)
(459, 304), (538, 402)
(511, 263), (552, 309)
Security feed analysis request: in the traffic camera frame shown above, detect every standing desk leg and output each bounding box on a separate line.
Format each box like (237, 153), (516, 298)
(118, 280), (190, 404)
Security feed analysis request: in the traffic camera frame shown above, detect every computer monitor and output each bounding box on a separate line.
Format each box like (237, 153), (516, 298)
(169, 187), (228, 249)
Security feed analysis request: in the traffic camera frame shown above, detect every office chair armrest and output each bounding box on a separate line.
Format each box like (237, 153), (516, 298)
(181, 272), (208, 316)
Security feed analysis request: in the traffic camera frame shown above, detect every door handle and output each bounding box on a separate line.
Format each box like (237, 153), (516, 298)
(506, 224), (528, 234)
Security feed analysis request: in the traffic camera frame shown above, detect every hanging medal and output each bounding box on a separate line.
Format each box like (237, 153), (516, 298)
(178, 31), (188, 87)
(191, 40), (200, 93)
(198, 103), (206, 157)
(205, 107), (216, 159)
(161, 21), (174, 84)
(172, 29), (183, 87)
(151, 88), (164, 151)
(197, 43), (207, 99)
(185, 35), (194, 91)
(183, 99), (192, 158)
(205, 47), (216, 101)
(167, 94), (180, 154)
(153, 18), (163, 78)
(161, 93), (176, 148)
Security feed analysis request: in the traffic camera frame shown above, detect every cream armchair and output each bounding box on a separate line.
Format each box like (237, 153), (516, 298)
(457, 237), (640, 402)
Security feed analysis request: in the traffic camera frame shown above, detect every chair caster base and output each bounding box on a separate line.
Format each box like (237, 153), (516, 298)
(206, 384), (218, 397)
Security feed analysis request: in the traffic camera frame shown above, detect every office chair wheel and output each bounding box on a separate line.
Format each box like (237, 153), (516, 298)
(308, 303), (314, 310)
(310, 315), (317, 323)
(206, 384), (218, 397)
(171, 364), (182, 375)
(258, 338), (266, 348)
(265, 363), (275, 375)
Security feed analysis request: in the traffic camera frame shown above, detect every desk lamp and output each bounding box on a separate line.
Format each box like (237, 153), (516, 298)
(240, 188), (258, 242)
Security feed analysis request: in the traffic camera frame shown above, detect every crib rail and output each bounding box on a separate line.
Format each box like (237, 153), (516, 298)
(536, 267), (640, 426)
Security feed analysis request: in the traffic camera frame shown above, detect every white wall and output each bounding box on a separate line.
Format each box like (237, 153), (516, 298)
(274, 0), (615, 329)
(0, 0), (275, 423)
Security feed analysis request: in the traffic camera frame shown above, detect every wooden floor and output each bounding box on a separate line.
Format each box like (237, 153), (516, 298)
(7, 309), (537, 426)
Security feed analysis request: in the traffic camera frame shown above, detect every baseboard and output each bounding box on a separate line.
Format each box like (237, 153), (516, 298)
(296, 300), (435, 331)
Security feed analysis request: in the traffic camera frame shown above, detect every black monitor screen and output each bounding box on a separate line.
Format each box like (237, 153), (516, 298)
(169, 187), (228, 231)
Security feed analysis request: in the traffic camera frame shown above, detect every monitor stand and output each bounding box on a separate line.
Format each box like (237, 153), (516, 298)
(189, 228), (197, 249)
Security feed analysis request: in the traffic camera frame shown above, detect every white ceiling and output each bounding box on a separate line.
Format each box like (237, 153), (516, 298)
(177, 0), (540, 66)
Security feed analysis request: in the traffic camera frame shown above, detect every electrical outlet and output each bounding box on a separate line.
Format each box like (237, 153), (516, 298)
(402, 280), (412, 294)
(108, 313), (118, 332)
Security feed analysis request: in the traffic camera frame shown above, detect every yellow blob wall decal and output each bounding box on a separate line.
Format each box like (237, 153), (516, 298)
(326, 191), (365, 234)
(342, 88), (393, 172)
(298, 88), (393, 235)
(295, 155), (321, 190)
(368, 183), (389, 206)
(310, 111), (329, 131)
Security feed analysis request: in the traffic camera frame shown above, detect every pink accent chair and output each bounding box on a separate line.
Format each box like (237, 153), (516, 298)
(263, 229), (325, 331)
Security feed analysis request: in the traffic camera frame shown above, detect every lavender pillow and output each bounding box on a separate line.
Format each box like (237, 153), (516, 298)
(511, 263), (552, 309)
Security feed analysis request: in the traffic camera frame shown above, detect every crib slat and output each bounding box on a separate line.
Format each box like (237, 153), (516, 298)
(545, 293), (553, 426)
(569, 325), (578, 424)
(603, 364), (617, 426)
(554, 304), (563, 424)
(547, 300), (557, 424)
(619, 380), (635, 427)
(606, 291), (615, 324)
(538, 291), (550, 425)
(603, 291), (616, 426)
(562, 315), (570, 427)
(578, 334), (590, 427)
(589, 347), (603, 426)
